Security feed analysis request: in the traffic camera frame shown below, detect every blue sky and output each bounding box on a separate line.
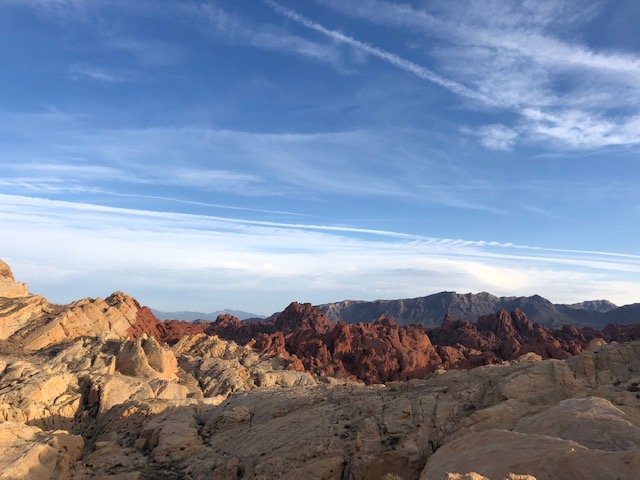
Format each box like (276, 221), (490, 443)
(1, 0), (640, 314)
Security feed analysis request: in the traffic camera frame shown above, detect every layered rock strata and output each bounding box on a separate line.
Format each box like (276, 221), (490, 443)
(2, 260), (640, 478)
(3, 336), (640, 479)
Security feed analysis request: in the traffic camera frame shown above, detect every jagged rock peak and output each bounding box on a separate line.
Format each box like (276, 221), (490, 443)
(0, 260), (14, 280)
(213, 313), (243, 327)
(565, 299), (618, 313)
(274, 302), (334, 333)
(0, 259), (29, 298)
(441, 313), (457, 327)
(106, 290), (139, 306)
(373, 315), (398, 327)
(476, 308), (534, 336)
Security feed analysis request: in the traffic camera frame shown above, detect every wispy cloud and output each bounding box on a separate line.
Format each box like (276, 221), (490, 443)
(473, 124), (519, 151)
(69, 65), (130, 83)
(106, 37), (187, 67)
(522, 108), (640, 149)
(263, 0), (491, 105)
(200, 3), (342, 66)
(305, 0), (640, 151)
(97, 191), (311, 217)
(0, 110), (510, 211)
(1, 194), (639, 312)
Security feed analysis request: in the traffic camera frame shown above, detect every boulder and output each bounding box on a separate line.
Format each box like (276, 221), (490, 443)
(420, 429), (640, 480)
(0, 421), (83, 480)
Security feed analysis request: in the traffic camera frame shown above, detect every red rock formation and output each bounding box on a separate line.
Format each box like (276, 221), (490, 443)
(206, 305), (443, 384)
(601, 323), (640, 342)
(156, 320), (206, 344)
(125, 299), (640, 385)
(427, 308), (600, 364)
(126, 303), (164, 339)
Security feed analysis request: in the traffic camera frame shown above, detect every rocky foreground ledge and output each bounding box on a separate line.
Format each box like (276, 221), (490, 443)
(2, 332), (640, 479)
(2, 260), (640, 479)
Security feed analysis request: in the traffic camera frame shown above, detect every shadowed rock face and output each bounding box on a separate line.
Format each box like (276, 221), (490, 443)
(428, 309), (597, 368)
(319, 292), (637, 328)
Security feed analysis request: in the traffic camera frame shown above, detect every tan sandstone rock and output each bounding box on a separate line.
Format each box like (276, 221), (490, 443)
(2, 264), (640, 480)
(419, 429), (640, 480)
(0, 260), (29, 299)
(514, 396), (640, 451)
(0, 421), (83, 480)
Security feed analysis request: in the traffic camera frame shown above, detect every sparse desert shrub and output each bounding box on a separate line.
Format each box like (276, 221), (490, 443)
(380, 474), (404, 480)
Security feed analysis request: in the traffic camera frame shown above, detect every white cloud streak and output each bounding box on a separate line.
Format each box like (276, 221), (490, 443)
(1, 194), (639, 312)
(307, 0), (640, 150)
(0, 111), (513, 211)
(263, 0), (492, 106)
(69, 65), (129, 83)
(200, 3), (342, 66)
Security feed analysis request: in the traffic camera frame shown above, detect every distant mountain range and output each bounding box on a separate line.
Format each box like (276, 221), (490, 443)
(150, 308), (265, 322)
(152, 293), (640, 328)
(318, 292), (638, 328)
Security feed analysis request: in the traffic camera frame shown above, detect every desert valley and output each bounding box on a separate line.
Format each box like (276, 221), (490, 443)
(2, 259), (640, 479)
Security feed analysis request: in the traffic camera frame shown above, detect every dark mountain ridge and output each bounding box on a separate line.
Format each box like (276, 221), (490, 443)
(151, 308), (265, 322)
(318, 291), (634, 328)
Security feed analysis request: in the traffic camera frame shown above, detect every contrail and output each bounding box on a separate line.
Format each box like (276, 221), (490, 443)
(262, 0), (496, 107)
(4, 193), (640, 262)
(97, 190), (311, 217)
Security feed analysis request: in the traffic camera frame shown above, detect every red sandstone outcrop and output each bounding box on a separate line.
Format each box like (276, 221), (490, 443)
(188, 304), (640, 385)
(428, 309), (598, 367)
(2, 258), (640, 386)
(198, 304), (443, 384)
(185, 302), (601, 384)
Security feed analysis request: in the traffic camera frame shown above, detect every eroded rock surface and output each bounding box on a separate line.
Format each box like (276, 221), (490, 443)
(68, 340), (640, 479)
(0, 422), (83, 480)
(4, 328), (640, 479)
(161, 303), (638, 385)
(2, 260), (640, 479)
(0, 291), (158, 351)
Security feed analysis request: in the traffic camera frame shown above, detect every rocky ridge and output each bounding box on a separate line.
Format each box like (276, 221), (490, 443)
(0, 260), (29, 298)
(157, 302), (639, 385)
(3, 260), (640, 479)
(318, 291), (637, 328)
(3, 328), (640, 478)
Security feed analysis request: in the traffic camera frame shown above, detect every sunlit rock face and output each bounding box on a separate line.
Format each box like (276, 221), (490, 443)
(0, 260), (29, 298)
(0, 272), (160, 350)
(2, 259), (640, 479)
(3, 336), (638, 479)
